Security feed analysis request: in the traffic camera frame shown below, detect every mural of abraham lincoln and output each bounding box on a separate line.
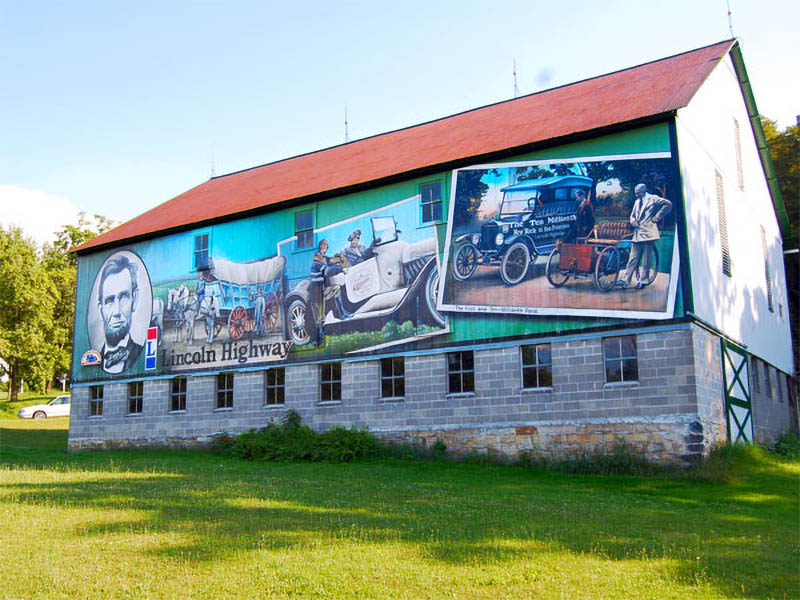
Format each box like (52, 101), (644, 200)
(95, 255), (145, 374)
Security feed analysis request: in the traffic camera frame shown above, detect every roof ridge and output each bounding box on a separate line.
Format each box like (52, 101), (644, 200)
(211, 40), (735, 182)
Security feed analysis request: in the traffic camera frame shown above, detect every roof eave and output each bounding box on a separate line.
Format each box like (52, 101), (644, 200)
(729, 41), (794, 249)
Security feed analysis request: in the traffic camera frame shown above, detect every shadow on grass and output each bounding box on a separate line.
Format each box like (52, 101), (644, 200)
(2, 445), (798, 598)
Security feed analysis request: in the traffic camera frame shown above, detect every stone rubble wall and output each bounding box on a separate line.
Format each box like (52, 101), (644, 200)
(377, 417), (706, 466)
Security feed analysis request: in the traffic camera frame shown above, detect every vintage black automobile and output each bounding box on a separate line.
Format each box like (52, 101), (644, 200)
(451, 175), (592, 285)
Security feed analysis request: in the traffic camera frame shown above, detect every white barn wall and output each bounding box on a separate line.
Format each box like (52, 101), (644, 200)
(676, 54), (792, 374)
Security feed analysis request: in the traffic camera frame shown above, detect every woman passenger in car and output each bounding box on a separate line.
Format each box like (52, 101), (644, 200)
(343, 229), (368, 265)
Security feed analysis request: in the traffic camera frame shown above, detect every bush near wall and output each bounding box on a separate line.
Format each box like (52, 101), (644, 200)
(223, 411), (385, 462)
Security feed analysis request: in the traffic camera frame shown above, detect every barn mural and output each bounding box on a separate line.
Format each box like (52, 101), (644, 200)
(71, 151), (686, 383)
(439, 154), (681, 320)
(73, 193), (449, 381)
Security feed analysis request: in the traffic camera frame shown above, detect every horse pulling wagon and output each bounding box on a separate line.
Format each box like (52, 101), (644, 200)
(158, 255), (287, 345)
(205, 256), (286, 341)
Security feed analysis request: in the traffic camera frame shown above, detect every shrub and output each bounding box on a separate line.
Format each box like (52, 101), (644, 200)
(224, 411), (384, 463)
(431, 439), (447, 460)
(771, 430), (800, 459)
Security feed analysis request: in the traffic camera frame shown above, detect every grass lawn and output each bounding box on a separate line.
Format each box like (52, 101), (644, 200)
(1, 416), (797, 599)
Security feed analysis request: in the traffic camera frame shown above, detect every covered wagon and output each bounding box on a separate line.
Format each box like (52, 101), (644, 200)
(203, 255), (287, 340)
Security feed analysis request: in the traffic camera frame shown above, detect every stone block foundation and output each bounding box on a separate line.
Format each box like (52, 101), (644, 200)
(378, 416), (712, 466)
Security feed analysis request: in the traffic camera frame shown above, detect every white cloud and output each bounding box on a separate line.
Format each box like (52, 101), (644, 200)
(0, 185), (81, 247)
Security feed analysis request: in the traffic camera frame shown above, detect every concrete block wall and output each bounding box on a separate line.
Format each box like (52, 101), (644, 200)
(750, 359), (794, 444)
(68, 324), (737, 464)
(691, 326), (727, 451)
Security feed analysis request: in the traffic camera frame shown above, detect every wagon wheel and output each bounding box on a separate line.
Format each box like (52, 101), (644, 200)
(545, 248), (569, 287)
(264, 292), (279, 331)
(635, 245), (659, 287)
(228, 306), (248, 341)
(452, 243), (479, 281)
(595, 246), (620, 292)
(500, 242), (530, 286)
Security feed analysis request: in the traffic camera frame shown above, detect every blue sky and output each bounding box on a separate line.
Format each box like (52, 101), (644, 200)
(1, 0), (797, 245)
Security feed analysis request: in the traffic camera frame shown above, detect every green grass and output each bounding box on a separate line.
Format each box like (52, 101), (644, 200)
(1, 417), (798, 599)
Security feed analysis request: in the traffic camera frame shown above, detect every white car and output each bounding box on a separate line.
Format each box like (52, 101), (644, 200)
(17, 395), (71, 419)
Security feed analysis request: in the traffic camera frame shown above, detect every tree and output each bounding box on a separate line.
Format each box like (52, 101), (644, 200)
(452, 169), (493, 228)
(0, 227), (57, 401)
(41, 214), (115, 391)
(762, 117), (800, 378)
(761, 117), (799, 250)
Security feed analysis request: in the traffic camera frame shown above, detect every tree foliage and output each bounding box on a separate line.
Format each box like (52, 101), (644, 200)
(761, 117), (799, 249)
(452, 169), (494, 228)
(762, 117), (800, 375)
(0, 214), (114, 400)
(0, 227), (57, 400)
(41, 214), (116, 388)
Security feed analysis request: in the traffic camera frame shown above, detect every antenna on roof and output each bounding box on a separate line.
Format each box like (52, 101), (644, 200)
(513, 59), (520, 98)
(726, 0), (735, 37)
(344, 106), (350, 143)
(210, 142), (216, 178)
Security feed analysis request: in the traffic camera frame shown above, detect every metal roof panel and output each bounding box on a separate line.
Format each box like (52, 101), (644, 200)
(77, 40), (734, 253)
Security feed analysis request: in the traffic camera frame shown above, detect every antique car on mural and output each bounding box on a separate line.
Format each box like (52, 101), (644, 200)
(451, 175), (591, 285)
(284, 216), (445, 346)
(158, 255), (286, 344)
(544, 220), (659, 292)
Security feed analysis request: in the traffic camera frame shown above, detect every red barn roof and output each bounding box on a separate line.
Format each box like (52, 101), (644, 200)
(78, 40), (735, 253)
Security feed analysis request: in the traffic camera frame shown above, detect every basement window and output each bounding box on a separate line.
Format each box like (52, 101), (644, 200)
(763, 362), (772, 400)
(320, 362), (342, 402)
(447, 351), (474, 394)
(216, 372), (234, 409)
(171, 377), (187, 412)
(127, 381), (143, 415)
(380, 357), (405, 399)
(603, 335), (638, 384)
(265, 367), (285, 406)
(750, 357), (760, 394)
(89, 385), (104, 417)
(521, 343), (552, 389)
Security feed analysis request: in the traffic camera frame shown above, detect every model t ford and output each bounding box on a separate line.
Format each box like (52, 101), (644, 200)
(451, 175), (592, 285)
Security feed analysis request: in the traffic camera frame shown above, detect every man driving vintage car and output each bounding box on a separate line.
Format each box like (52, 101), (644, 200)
(311, 239), (352, 319)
